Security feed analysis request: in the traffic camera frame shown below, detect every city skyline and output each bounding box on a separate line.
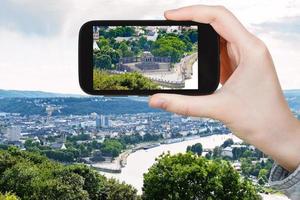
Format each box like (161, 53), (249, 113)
(0, 0), (299, 94)
(1, 92), (299, 199)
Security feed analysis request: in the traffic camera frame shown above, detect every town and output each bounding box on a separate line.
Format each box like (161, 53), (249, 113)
(0, 95), (299, 194)
(0, 104), (230, 154)
(0, 97), (230, 169)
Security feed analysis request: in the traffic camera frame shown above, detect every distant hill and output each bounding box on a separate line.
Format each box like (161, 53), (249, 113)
(0, 89), (299, 116)
(283, 89), (300, 97)
(1, 89), (299, 99)
(0, 96), (161, 116)
(0, 89), (82, 98)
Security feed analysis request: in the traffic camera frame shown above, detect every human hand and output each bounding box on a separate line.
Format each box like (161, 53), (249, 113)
(149, 5), (300, 171)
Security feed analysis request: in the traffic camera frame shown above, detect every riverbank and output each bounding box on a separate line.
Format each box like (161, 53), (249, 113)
(91, 134), (214, 173)
(90, 149), (132, 173)
(99, 134), (241, 190)
(97, 134), (289, 199)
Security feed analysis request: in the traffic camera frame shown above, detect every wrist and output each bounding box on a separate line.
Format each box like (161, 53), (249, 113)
(252, 115), (300, 172)
(282, 118), (300, 171)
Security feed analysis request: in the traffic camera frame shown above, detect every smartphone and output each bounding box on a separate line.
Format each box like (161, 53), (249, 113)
(79, 20), (220, 95)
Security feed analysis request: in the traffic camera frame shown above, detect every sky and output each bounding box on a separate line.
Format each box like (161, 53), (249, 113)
(0, 0), (299, 94)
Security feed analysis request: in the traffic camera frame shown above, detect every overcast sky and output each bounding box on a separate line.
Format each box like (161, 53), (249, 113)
(0, 0), (299, 94)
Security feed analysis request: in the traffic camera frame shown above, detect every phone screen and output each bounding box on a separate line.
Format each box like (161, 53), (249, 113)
(92, 25), (198, 90)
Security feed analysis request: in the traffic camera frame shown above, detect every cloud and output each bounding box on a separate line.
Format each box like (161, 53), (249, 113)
(0, 0), (70, 36)
(250, 15), (300, 90)
(0, 0), (299, 93)
(252, 16), (300, 39)
(0, 29), (78, 93)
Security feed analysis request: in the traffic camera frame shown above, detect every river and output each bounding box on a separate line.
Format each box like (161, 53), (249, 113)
(100, 134), (241, 193)
(99, 134), (289, 199)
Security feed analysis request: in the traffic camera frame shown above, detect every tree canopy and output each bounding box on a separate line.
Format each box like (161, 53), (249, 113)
(0, 147), (139, 200)
(93, 26), (199, 70)
(221, 139), (234, 148)
(0, 192), (19, 200)
(93, 70), (159, 90)
(143, 153), (261, 200)
(186, 143), (203, 156)
(151, 36), (187, 63)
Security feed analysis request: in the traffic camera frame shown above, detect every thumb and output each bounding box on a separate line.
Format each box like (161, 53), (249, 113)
(149, 93), (220, 118)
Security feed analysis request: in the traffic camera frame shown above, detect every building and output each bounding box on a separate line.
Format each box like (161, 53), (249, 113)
(93, 27), (100, 50)
(51, 142), (67, 150)
(118, 51), (171, 72)
(178, 25), (197, 31)
(95, 115), (101, 128)
(5, 126), (21, 142)
(232, 162), (241, 172)
(93, 41), (100, 50)
(90, 112), (98, 119)
(96, 115), (110, 129)
(46, 105), (55, 117)
(221, 146), (233, 158)
(93, 26), (99, 40)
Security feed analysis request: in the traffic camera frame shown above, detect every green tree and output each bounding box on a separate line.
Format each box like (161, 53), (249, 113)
(186, 143), (203, 156)
(97, 46), (120, 65)
(0, 192), (19, 200)
(95, 55), (112, 69)
(138, 37), (151, 51)
(123, 26), (135, 37)
(232, 146), (247, 160)
(93, 70), (160, 90)
(178, 34), (193, 51)
(0, 149), (139, 200)
(143, 153), (261, 200)
(143, 133), (161, 142)
(43, 150), (75, 162)
(258, 169), (268, 185)
(205, 150), (212, 159)
(107, 26), (135, 37)
(24, 139), (40, 150)
(212, 146), (222, 158)
(152, 35), (187, 63)
(241, 158), (253, 177)
(66, 164), (107, 200)
(186, 29), (198, 43)
(106, 178), (139, 200)
(101, 139), (124, 158)
(221, 139), (234, 148)
(96, 36), (110, 49)
(119, 42), (134, 57)
(0, 144), (9, 150)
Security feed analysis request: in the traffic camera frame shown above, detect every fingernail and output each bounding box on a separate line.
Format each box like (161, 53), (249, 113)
(151, 98), (166, 108)
(165, 9), (176, 13)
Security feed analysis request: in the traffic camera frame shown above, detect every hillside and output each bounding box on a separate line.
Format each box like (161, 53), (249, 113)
(0, 89), (299, 116)
(0, 97), (161, 116)
(0, 89), (82, 98)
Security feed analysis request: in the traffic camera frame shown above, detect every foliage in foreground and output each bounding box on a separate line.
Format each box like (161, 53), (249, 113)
(0, 147), (139, 200)
(93, 70), (159, 90)
(0, 147), (264, 200)
(143, 153), (262, 200)
(0, 192), (19, 200)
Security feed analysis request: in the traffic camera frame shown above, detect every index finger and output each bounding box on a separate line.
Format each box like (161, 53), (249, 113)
(164, 5), (252, 46)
